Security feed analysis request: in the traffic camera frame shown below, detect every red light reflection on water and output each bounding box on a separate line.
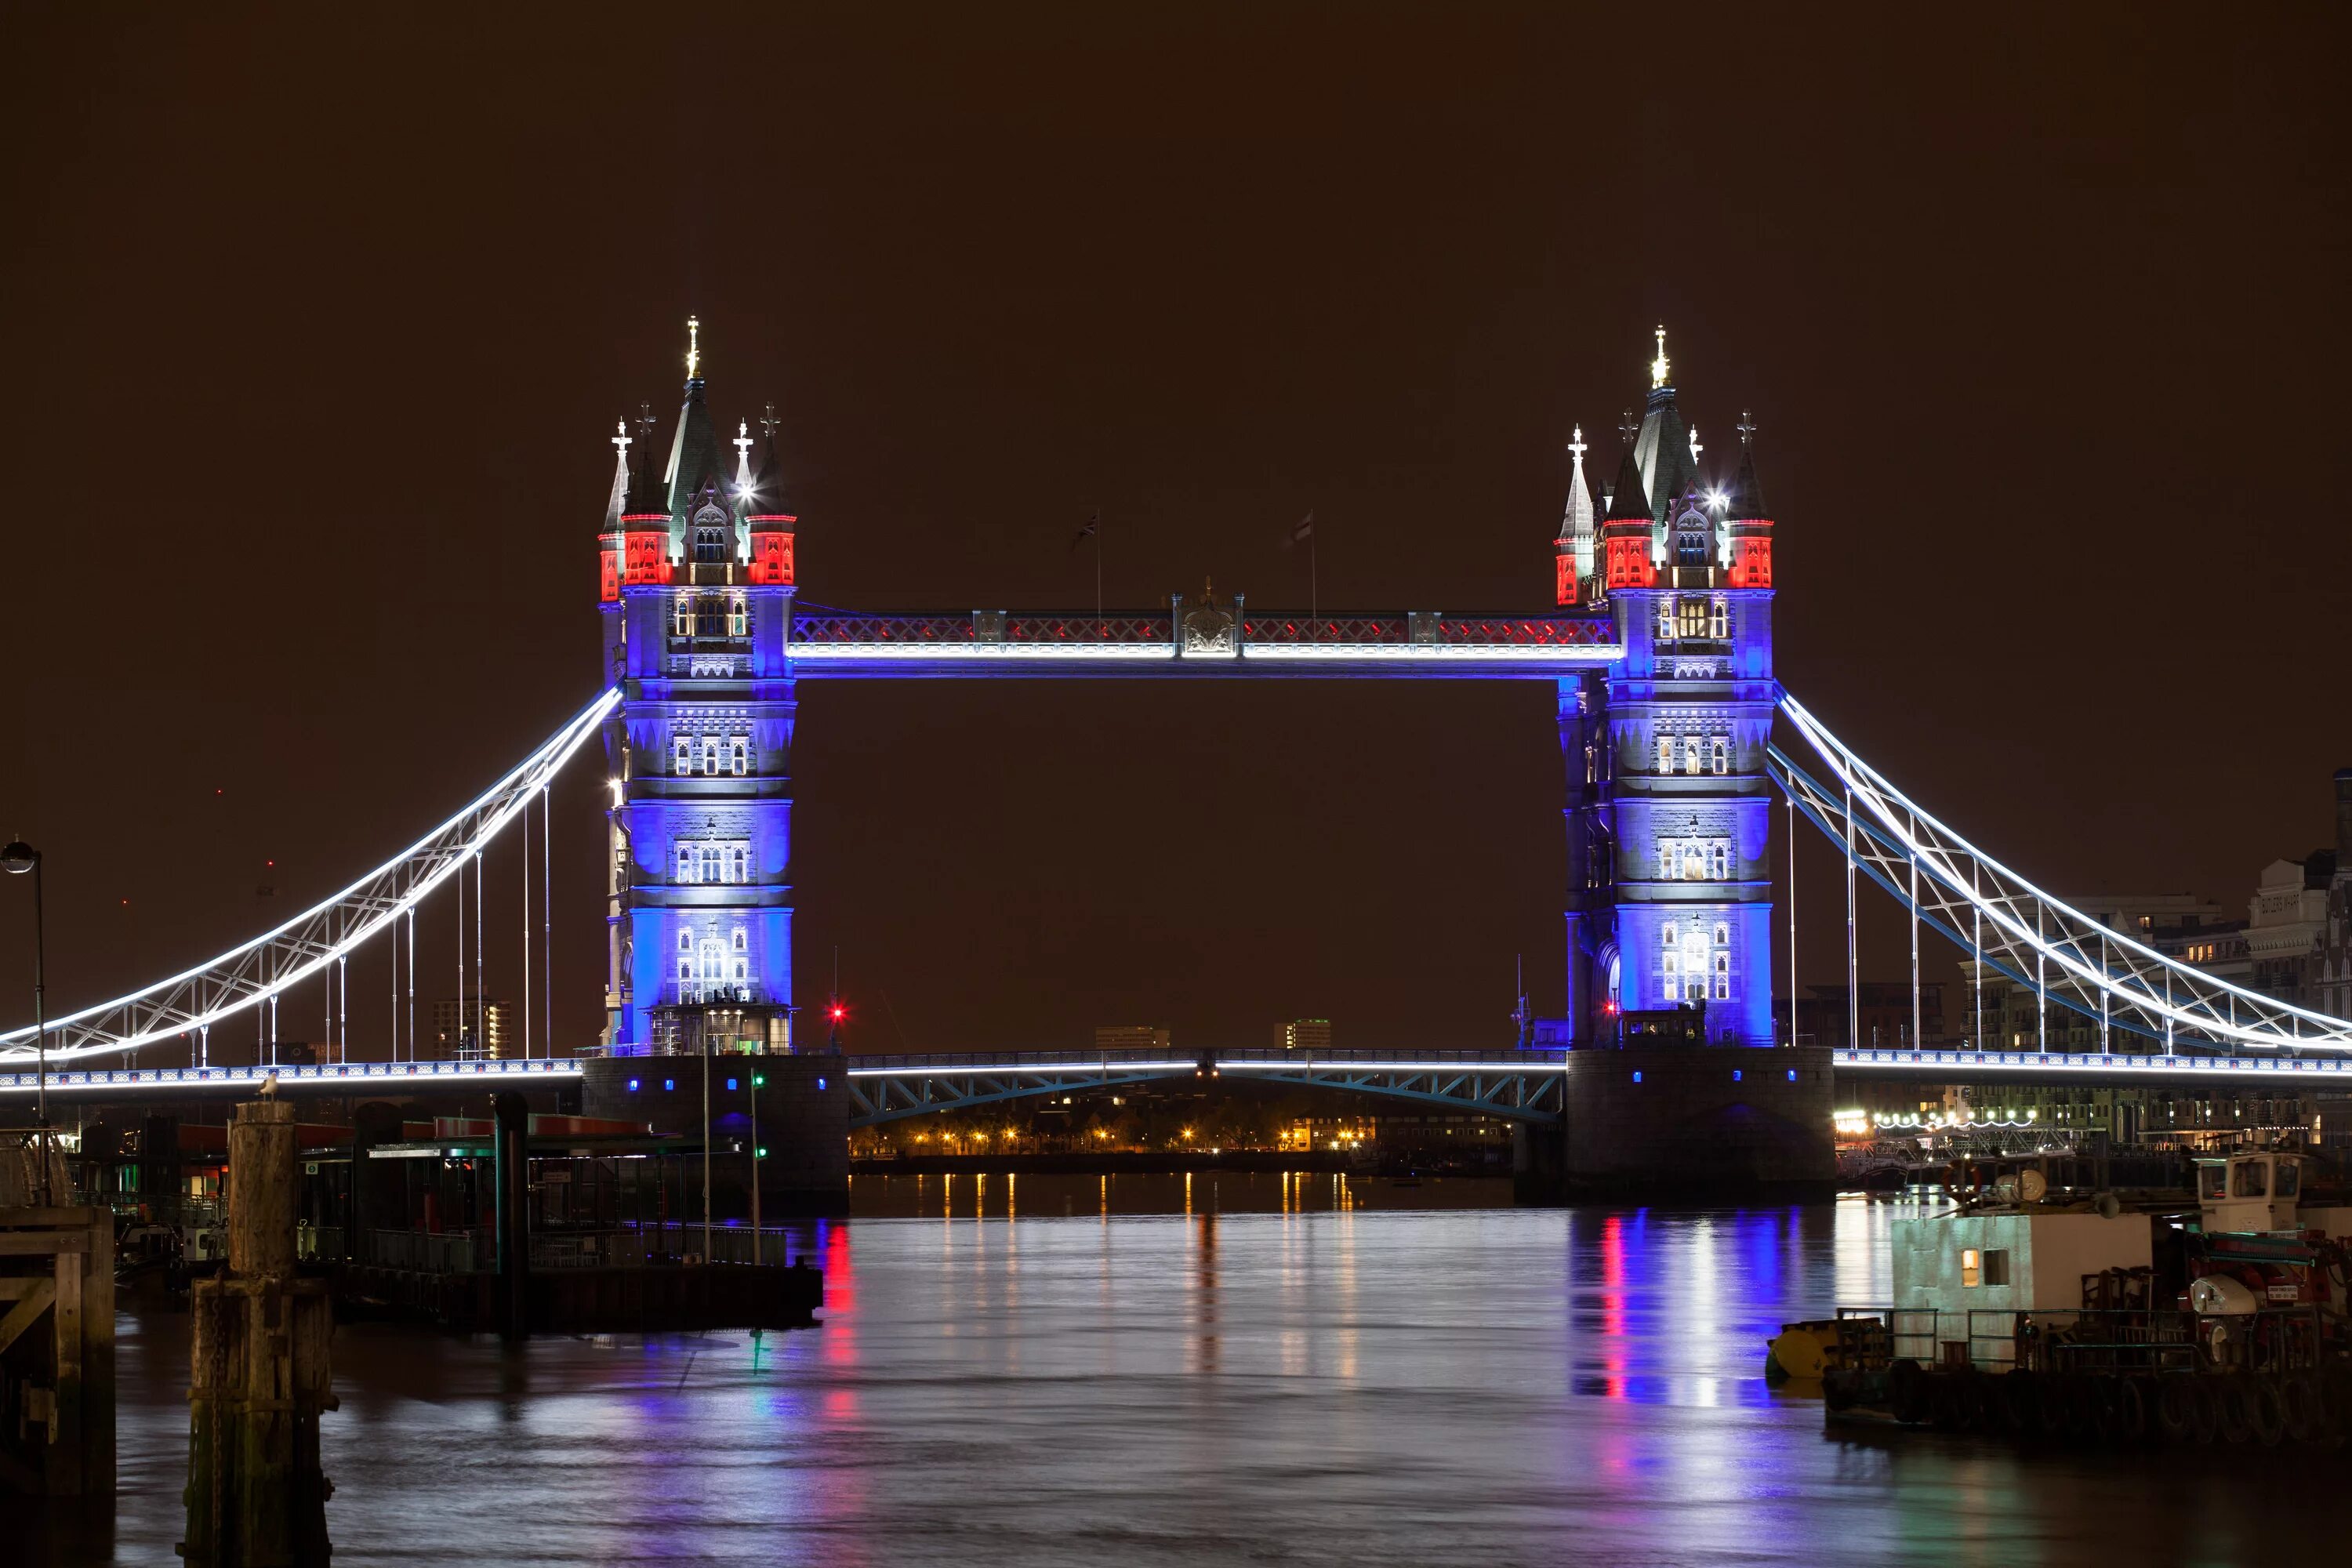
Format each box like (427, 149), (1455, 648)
(1597, 1213), (1628, 1400)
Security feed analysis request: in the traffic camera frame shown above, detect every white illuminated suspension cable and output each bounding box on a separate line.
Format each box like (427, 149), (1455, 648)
(0, 688), (619, 1064)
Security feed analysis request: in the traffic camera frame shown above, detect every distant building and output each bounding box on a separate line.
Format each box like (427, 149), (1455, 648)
(434, 993), (514, 1060)
(1274, 1019), (1331, 1052)
(1094, 1025), (1171, 1052)
(1791, 983), (1946, 1049)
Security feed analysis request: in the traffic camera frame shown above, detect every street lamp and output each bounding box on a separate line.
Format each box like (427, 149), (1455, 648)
(2, 840), (49, 1205)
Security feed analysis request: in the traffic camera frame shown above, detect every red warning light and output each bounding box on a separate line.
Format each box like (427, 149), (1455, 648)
(829, 1004), (846, 1022)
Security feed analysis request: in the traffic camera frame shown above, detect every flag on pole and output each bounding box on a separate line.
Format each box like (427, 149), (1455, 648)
(1283, 510), (1315, 548)
(1071, 510), (1100, 551)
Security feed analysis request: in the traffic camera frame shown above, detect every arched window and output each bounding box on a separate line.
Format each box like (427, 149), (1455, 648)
(730, 735), (749, 776)
(694, 527), (728, 564)
(672, 596), (693, 637)
(1712, 923), (1730, 947)
(1676, 525), (1708, 568)
(675, 846), (695, 884)
(673, 735), (691, 776)
(1657, 733), (1674, 774)
(728, 596), (749, 637)
(1683, 736), (1703, 775)
(731, 928), (748, 951)
(1708, 844), (1729, 880)
(1709, 735), (1729, 775)
(677, 929), (692, 953)
(1682, 846), (1706, 880)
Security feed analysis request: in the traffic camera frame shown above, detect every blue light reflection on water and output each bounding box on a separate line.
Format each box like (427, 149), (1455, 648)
(45, 1177), (2343, 1566)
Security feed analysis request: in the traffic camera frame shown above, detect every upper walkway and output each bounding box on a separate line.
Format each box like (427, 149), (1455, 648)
(782, 608), (1617, 678)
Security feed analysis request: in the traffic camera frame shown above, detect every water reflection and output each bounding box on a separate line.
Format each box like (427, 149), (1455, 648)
(34, 1185), (2345, 1566)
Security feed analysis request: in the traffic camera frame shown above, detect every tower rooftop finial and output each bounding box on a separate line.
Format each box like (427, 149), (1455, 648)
(1738, 409), (1756, 447)
(1650, 325), (1670, 390)
(1567, 424), (1588, 463)
(686, 315), (702, 381)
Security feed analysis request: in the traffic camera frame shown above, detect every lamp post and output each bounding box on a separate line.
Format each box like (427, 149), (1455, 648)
(2, 840), (48, 1205)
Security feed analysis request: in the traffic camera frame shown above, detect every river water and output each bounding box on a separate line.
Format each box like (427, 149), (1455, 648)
(33, 1173), (2339, 1565)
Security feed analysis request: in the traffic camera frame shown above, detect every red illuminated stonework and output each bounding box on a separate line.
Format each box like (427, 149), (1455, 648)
(622, 520), (673, 586)
(1605, 536), (1657, 590)
(749, 522), (797, 586)
(1730, 536), (1773, 588)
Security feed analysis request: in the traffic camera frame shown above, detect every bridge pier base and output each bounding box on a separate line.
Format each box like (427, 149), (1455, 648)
(1512, 1119), (1568, 1206)
(1560, 1045), (1836, 1200)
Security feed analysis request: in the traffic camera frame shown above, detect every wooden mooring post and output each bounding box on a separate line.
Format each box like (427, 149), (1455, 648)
(181, 1094), (334, 1566)
(0, 1131), (114, 1495)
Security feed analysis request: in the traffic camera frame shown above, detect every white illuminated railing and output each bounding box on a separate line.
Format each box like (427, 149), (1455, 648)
(1834, 1049), (2352, 1080)
(1778, 691), (2352, 1053)
(0, 688), (622, 1065)
(0, 1059), (585, 1095)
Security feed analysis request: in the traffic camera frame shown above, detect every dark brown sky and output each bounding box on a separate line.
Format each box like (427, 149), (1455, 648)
(4, 3), (2347, 1056)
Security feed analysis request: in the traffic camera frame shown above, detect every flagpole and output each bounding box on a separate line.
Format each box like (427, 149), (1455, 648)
(1096, 517), (1104, 633)
(1309, 525), (1318, 643)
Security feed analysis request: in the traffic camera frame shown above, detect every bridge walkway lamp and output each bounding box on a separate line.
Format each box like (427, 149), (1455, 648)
(2, 840), (48, 1206)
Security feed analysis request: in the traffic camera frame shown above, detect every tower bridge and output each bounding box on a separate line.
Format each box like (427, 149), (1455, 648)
(5, 321), (2349, 1193)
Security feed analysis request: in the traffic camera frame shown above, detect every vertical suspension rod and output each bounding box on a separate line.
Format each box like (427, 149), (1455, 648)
(1843, 783), (1859, 1051)
(1785, 797), (1796, 1047)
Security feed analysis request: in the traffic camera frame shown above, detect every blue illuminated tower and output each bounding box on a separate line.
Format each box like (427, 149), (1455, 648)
(597, 321), (800, 1056)
(1566, 330), (1777, 1045)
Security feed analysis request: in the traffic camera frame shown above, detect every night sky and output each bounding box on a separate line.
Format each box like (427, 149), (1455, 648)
(5, 5), (2347, 1058)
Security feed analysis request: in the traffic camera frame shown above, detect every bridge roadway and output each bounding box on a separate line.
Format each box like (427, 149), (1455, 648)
(4, 1047), (2348, 1115)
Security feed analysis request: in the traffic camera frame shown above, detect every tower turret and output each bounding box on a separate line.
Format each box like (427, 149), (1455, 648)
(1557, 426), (1595, 605)
(1723, 412), (1773, 589)
(1600, 441), (1656, 591)
(744, 405), (797, 586)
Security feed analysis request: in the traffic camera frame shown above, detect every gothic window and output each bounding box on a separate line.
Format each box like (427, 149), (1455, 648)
(675, 846), (695, 884)
(1683, 736), (1703, 775)
(677, 957), (692, 982)
(1657, 601), (1675, 641)
(1657, 733), (1675, 774)
(694, 526), (728, 564)
(1658, 842), (1675, 880)
(1712, 951), (1730, 1000)
(1708, 597), (1729, 638)
(1682, 844), (1707, 880)
(1675, 506), (1711, 571)
(695, 595), (728, 637)
(1713, 923), (1730, 947)
(1710, 735), (1729, 775)
(1709, 844), (1729, 880)
(730, 735), (749, 776)
(699, 844), (724, 884)
(673, 735), (691, 776)
(728, 844), (749, 884)
(673, 596), (693, 637)
(731, 928), (748, 952)
(1584, 744), (1597, 785)
(1676, 596), (1708, 639)
(728, 596), (749, 637)
(701, 737), (719, 775)
(677, 929), (693, 953)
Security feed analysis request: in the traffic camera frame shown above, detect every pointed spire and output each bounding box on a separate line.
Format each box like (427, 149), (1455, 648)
(747, 402), (792, 518)
(1559, 424), (1595, 543)
(731, 418), (756, 508)
(604, 419), (632, 531)
(1722, 414), (1769, 520)
(1603, 441), (1651, 523)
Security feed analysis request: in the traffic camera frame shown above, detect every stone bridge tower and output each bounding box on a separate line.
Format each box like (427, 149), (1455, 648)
(596, 321), (800, 1056)
(1562, 330), (1777, 1046)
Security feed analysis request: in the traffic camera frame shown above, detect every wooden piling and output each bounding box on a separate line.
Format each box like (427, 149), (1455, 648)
(0, 1200), (114, 1496)
(182, 1096), (335, 1566)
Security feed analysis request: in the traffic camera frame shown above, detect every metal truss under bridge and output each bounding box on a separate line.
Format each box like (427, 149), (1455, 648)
(1773, 691), (2352, 1056)
(844, 1049), (1570, 1127)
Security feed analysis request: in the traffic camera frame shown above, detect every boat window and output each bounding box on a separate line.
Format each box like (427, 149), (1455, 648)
(2276, 1161), (2299, 1198)
(2198, 1165), (2227, 1200)
(2232, 1161), (2268, 1198)
(1982, 1249), (2010, 1287)
(1962, 1248), (1982, 1288)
